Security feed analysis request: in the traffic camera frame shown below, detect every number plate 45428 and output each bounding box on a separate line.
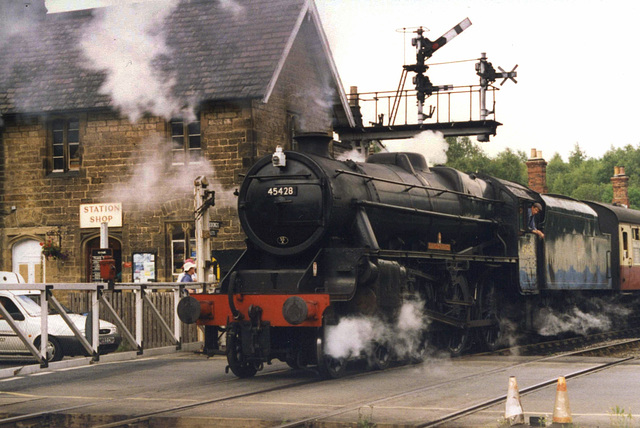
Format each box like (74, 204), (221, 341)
(267, 186), (297, 196)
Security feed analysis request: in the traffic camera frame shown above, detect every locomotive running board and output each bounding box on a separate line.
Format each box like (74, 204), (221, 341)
(376, 249), (517, 264)
(424, 309), (495, 329)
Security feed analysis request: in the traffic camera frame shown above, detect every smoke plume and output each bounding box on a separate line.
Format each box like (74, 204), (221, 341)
(324, 298), (431, 362)
(336, 148), (367, 162)
(384, 130), (448, 166)
(219, 0), (245, 18)
(80, 0), (192, 123)
(101, 135), (236, 210)
(533, 298), (631, 337)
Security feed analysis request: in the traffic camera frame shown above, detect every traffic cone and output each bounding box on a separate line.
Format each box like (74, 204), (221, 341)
(552, 376), (572, 425)
(505, 376), (525, 425)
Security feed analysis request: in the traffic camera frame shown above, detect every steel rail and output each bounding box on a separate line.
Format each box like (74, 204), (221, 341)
(415, 356), (634, 427)
(0, 367), (319, 428)
(91, 376), (321, 428)
(0, 336), (636, 427)
(272, 340), (638, 428)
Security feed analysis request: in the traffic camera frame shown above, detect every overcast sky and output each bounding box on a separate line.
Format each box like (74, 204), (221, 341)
(44, 0), (640, 161)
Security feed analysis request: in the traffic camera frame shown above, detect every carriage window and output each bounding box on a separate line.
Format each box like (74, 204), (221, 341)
(623, 231), (629, 251)
(634, 228), (640, 240)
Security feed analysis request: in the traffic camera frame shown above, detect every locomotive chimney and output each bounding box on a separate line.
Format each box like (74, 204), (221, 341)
(611, 166), (630, 208)
(294, 132), (332, 157)
(526, 148), (548, 194)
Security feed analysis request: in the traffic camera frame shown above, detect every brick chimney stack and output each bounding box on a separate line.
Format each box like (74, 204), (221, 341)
(526, 148), (548, 194)
(611, 166), (630, 208)
(348, 86), (363, 127)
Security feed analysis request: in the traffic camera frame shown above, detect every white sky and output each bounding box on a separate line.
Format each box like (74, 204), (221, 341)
(45, 0), (640, 161)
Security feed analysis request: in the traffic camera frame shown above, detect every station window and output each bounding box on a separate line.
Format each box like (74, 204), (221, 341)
(170, 116), (201, 165)
(50, 117), (80, 173)
(167, 222), (196, 280)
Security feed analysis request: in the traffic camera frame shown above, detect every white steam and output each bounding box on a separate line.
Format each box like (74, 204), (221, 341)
(80, 1), (192, 123)
(325, 298), (430, 361)
(101, 135), (235, 209)
(533, 299), (631, 337)
(219, 0), (245, 19)
(336, 148), (367, 162)
(384, 130), (448, 166)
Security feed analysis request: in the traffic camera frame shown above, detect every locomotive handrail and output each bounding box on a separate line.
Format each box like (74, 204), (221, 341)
(355, 199), (499, 226)
(245, 174), (313, 181)
(334, 169), (503, 203)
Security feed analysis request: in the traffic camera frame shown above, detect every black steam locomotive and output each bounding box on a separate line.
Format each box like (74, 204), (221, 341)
(178, 133), (640, 378)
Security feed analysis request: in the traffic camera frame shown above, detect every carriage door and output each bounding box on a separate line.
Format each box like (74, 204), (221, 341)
(619, 224), (632, 287)
(518, 202), (538, 291)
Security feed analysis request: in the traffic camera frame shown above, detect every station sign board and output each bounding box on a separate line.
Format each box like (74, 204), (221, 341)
(209, 220), (222, 237)
(80, 203), (122, 228)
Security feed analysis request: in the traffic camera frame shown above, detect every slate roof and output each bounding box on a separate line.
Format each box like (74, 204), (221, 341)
(0, 0), (352, 124)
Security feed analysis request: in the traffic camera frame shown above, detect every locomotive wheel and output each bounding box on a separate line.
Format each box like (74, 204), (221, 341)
(445, 327), (470, 356)
(370, 342), (390, 370)
(478, 282), (502, 351)
(226, 329), (258, 378)
(316, 335), (347, 379)
(442, 274), (471, 356)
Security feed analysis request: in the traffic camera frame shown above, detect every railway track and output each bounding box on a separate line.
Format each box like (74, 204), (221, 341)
(489, 325), (640, 357)
(271, 339), (640, 428)
(0, 336), (637, 427)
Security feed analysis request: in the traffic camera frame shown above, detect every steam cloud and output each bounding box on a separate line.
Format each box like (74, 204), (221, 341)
(80, 0), (191, 123)
(336, 148), (367, 162)
(219, 0), (245, 18)
(101, 135), (235, 210)
(383, 130), (448, 166)
(324, 298), (430, 362)
(533, 298), (631, 337)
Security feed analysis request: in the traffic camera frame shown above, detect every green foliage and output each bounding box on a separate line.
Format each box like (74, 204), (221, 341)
(443, 137), (640, 209)
(609, 405), (633, 428)
(444, 137), (527, 185)
(357, 406), (376, 428)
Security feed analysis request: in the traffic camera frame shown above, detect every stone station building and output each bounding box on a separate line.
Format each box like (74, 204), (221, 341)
(0, 0), (355, 283)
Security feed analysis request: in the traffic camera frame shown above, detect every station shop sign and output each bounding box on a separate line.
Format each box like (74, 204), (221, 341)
(80, 203), (123, 228)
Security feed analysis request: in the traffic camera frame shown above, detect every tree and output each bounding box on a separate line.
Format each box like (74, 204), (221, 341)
(568, 143), (587, 167)
(445, 136), (491, 174)
(488, 149), (527, 185)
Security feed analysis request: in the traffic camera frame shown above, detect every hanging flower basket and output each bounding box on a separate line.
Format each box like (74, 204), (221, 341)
(40, 241), (68, 261)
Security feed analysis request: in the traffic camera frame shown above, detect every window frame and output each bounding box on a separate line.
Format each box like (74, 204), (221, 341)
(166, 222), (196, 281)
(49, 116), (81, 173)
(170, 114), (202, 165)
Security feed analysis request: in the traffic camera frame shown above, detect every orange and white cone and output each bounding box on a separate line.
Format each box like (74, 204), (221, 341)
(552, 376), (572, 424)
(505, 376), (525, 425)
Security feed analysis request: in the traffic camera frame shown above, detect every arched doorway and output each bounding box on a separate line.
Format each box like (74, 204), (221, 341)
(85, 237), (122, 282)
(12, 239), (43, 283)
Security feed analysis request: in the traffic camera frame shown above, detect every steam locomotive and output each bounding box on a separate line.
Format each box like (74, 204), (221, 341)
(178, 133), (640, 378)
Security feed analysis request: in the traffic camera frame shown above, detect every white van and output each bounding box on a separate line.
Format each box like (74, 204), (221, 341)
(0, 272), (121, 362)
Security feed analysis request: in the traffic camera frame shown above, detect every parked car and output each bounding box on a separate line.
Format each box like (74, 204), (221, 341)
(0, 272), (121, 362)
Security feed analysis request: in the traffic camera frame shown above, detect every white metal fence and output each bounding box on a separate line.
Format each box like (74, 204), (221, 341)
(0, 282), (206, 374)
